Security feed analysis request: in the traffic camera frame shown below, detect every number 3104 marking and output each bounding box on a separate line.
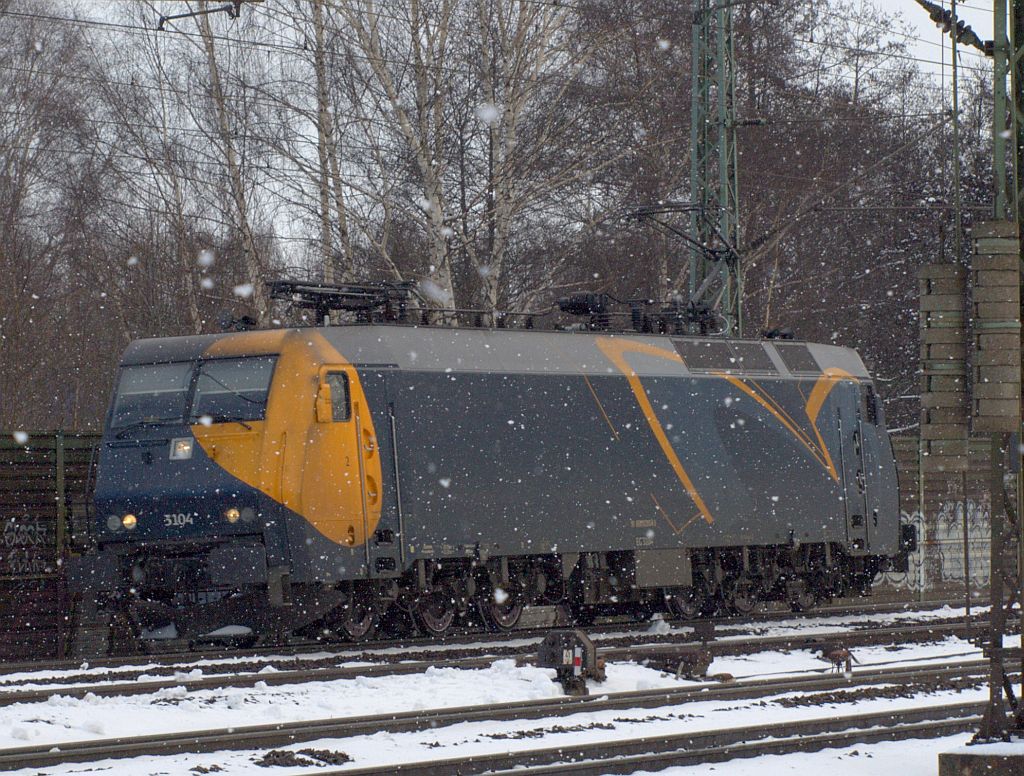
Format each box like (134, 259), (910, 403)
(164, 513), (194, 527)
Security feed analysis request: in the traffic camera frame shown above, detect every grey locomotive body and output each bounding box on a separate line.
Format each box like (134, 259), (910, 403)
(87, 324), (906, 642)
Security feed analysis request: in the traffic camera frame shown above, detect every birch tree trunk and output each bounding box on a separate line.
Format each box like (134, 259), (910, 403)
(197, 1), (270, 321)
(332, 0), (456, 308)
(313, 0), (336, 286)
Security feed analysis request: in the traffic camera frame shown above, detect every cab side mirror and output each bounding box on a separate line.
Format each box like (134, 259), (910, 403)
(316, 382), (333, 423)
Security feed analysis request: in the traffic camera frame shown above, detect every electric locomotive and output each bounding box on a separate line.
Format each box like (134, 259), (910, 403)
(79, 290), (910, 646)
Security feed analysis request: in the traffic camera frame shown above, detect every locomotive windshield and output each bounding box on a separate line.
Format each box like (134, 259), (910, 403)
(110, 356), (276, 430)
(191, 356), (276, 423)
(111, 362), (193, 428)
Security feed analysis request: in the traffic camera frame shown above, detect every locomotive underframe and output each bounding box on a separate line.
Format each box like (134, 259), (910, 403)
(108, 537), (894, 646)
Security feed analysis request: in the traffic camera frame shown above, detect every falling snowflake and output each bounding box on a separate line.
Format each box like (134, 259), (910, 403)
(419, 279), (451, 305)
(475, 103), (500, 125)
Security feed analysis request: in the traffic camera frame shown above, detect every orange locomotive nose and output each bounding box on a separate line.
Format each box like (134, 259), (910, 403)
(191, 329), (383, 547)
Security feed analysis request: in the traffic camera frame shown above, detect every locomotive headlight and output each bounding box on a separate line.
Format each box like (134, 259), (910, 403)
(106, 514), (122, 532)
(121, 513), (138, 530)
(224, 507), (241, 524)
(170, 437), (194, 460)
(240, 507), (256, 523)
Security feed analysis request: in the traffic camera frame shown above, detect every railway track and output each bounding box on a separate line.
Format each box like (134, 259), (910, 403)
(0, 599), (977, 683)
(0, 659), (992, 771)
(333, 703), (981, 776)
(19, 598), (962, 676)
(0, 617), (995, 706)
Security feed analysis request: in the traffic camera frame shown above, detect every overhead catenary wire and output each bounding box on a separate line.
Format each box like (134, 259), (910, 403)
(0, 3), (997, 82)
(0, 1), (989, 252)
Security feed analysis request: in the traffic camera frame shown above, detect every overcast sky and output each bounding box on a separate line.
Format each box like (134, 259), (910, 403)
(78, 0), (998, 111)
(890, 0), (993, 90)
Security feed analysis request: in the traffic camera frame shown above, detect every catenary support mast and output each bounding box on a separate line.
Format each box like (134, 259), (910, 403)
(914, 0), (1024, 739)
(688, 0), (742, 335)
(981, 0), (1024, 741)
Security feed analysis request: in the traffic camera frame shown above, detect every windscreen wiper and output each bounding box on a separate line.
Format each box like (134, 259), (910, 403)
(197, 366), (262, 404)
(194, 415), (253, 431)
(113, 419), (174, 439)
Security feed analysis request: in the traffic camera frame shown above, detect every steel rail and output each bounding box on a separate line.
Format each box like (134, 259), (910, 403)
(0, 619), (1003, 707)
(0, 661), (994, 770)
(8, 598), (960, 675)
(329, 705), (982, 776)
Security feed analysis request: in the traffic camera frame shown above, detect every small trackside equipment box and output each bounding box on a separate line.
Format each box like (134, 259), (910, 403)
(537, 629), (605, 695)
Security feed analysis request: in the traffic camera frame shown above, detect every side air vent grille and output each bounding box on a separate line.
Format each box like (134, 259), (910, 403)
(673, 340), (777, 374)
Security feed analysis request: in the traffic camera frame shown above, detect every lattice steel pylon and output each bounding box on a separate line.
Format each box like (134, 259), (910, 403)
(688, 0), (742, 336)
(980, 0), (1024, 742)
(974, 0), (1024, 745)
(914, 0), (1024, 741)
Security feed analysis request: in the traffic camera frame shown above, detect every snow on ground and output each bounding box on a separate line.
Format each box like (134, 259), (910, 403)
(641, 734), (974, 776)
(601, 603), (987, 643)
(0, 638), (548, 691)
(711, 603), (990, 640)
(952, 738), (1024, 754)
(0, 632), (1006, 775)
(0, 659), (563, 747)
(2, 670), (986, 775)
(0, 634), (1001, 749)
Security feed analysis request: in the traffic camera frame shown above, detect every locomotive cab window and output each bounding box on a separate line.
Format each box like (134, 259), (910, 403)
(191, 356), (276, 424)
(323, 372), (351, 422)
(111, 362), (193, 428)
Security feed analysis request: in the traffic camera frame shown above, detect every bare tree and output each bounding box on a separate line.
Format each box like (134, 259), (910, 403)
(195, 0), (271, 321)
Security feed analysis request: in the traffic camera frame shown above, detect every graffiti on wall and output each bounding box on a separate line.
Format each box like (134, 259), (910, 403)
(875, 495), (992, 598)
(0, 516), (56, 576)
(876, 510), (925, 592)
(932, 496), (991, 590)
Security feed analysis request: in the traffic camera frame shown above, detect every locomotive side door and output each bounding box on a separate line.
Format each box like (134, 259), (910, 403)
(352, 368), (403, 579)
(858, 386), (884, 546)
(836, 382), (870, 552)
(312, 364), (389, 577)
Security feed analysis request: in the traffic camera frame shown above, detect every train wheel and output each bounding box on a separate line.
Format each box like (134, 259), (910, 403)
(728, 578), (758, 616)
(481, 586), (524, 631)
(336, 596), (378, 642)
(413, 591), (457, 637)
(789, 582), (819, 613)
(666, 588), (704, 620)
